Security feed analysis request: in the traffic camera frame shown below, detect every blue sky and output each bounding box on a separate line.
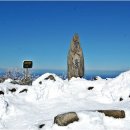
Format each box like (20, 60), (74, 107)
(0, 1), (130, 71)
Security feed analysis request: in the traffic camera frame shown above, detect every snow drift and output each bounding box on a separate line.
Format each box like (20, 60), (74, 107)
(0, 70), (130, 130)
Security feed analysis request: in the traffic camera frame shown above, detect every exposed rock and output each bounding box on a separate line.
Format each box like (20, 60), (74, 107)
(119, 97), (123, 101)
(19, 89), (28, 93)
(19, 78), (32, 85)
(88, 87), (94, 90)
(39, 81), (42, 84)
(8, 88), (16, 93)
(129, 95), (130, 98)
(10, 80), (19, 84)
(10, 78), (32, 85)
(0, 78), (6, 83)
(0, 91), (4, 95)
(54, 112), (79, 126)
(93, 76), (100, 80)
(98, 110), (125, 118)
(38, 124), (45, 128)
(67, 34), (84, 80)
(44, 75), (56, 81)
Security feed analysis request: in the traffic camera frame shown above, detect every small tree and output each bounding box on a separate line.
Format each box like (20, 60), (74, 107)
(5, 68), (24, 80)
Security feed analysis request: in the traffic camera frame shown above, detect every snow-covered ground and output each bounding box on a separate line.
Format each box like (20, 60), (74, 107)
(0, 71), (130, 130)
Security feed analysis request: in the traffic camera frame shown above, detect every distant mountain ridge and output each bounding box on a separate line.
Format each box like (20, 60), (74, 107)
(0, 68), (126, 80)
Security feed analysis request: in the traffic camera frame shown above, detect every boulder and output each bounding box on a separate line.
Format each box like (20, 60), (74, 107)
(44, 75), (56, 81)
(98, 110), (125, 118)
(54, 112), (79, 126)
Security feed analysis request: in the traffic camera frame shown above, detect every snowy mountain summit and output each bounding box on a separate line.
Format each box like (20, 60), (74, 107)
(0, 70), (130, 130)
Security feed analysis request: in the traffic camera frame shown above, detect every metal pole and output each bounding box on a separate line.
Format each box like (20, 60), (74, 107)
(24, 68), (29, 79)
(26, 68), (29, 79)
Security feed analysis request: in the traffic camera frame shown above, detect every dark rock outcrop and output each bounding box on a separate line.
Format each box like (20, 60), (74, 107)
(10, 80), (19, 84)
(119, 97), (123, 101)
(38, 124), (45, 129)
(98, 110), (125, 118)
(8, 88), (16, 93)
(54, 112), (79, 126)
(39, 81), (42, 84)
(19, 78), (32, 85)
(0, 91), (4, 95)
(93, 76), (99, 80)
(0, 78), (6, 83)
(88, 87), (94, 90)
(10, 77), (32, 86)
(19, 89), (28, 93)
(44, 75), (56, 81)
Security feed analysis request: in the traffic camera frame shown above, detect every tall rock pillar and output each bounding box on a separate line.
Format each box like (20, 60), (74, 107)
(67, 34), (84, 80)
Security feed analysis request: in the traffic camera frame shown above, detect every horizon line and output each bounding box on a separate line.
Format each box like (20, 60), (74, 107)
(0, 68), (129, 72)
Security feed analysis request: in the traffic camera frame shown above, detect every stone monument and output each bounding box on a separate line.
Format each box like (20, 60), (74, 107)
(67, 34), (84, 80)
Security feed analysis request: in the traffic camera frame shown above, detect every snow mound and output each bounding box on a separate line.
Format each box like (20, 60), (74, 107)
(0, 71), (130, 129)
(32, 73), (63, 85)
(47, 112), (107, 130)
(26, 73), (64, 101)
(4, 78), (13, 83)
(0, 97), (8, 118)
(102, 70), (130, 102)
(113, 70), (130, 82)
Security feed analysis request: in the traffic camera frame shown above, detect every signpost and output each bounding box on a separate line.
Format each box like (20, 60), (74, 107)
(23, 61), (33, 79)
